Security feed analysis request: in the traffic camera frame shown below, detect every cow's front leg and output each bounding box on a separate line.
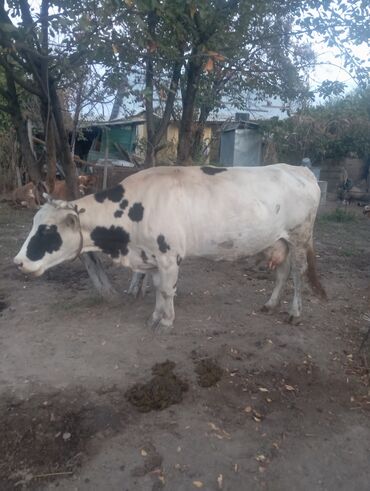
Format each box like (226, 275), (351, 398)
(148, 262), (179, 329)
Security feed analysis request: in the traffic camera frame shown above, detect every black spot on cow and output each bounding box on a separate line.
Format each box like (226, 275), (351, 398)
(26, 225), (62, 261)
(114, 210), (123, 218)
(176, 255), (182, 265)
(95, 185), (125, 203)
(275, 204), (281, 214)
(90, 226), (130, 258)
(201, 166), (227, 176)
(157, 235), (170, 253)
(119, 199), (129, 210)
(128, 202), (144, 222)
(141, 250), (148, 263)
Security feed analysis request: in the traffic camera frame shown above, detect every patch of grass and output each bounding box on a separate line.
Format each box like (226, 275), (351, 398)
(341, 249), (355, 257)
(319, 208), (357, 223)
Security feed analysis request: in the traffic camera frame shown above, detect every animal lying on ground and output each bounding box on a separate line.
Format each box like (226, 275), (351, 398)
(12, 182), (42, 209)
(51, 175), (97, 200)
(13, 164), (326, 328)
(12, 175), (97, 208)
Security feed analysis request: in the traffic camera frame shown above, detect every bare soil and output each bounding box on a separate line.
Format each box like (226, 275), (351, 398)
(0, 201), (370, 491)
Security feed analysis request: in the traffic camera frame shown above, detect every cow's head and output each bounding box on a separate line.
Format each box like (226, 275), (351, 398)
(363, 205), (370, 217)
(14, 197), (84, 276)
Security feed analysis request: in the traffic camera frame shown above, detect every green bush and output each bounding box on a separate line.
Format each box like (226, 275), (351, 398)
(319, 208), (357, 223)
(262, 87), (370, 164)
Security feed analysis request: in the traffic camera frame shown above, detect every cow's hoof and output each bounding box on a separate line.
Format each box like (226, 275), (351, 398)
(147, 316), (161, 330)
(146, 315), (173, 331)
(288, 314), (302, 326)
(261, 303), (278, 314)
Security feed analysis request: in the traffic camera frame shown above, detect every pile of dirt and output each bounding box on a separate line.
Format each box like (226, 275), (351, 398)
(125, 360), (188, 412)
(194, 358), (223, 387)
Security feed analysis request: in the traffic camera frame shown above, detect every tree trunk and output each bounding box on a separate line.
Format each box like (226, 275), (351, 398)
(81, 253), (119, 301)
(48, 79), (118, 298)
(71, 77), (85, 157)
(143, 10), (156, 167)
(48, 79), (78, 199)
(45, 117), (57, 193)
(191, 104), (212, 162)
(5, 70), (41, 183)
(151, 55), (183, 158)
(177, 48), (203, 165)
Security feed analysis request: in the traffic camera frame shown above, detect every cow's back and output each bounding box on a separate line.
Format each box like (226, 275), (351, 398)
(122, 165), (320, 259)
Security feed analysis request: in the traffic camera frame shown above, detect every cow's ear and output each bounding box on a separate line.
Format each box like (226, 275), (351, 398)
(65, 213), (79, 230)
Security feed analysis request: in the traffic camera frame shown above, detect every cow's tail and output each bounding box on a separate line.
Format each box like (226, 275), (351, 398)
(306, 245), (327, 300)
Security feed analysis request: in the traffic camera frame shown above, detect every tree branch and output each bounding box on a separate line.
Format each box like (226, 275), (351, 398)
(0, 57), (42, 96)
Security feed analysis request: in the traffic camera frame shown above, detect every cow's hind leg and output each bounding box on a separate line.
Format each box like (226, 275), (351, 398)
(288, 246), (307, 324)
(262, 252), (291, 312)
(148, 260), (179, 329)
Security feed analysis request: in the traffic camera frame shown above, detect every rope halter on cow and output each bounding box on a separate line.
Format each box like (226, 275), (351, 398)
(43, 193), (85, 261)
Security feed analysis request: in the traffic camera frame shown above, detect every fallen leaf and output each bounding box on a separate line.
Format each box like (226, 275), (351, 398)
(204, 58), (214, 73)
(207, 422), (231, 439)
(259, 387), (269, 392)
(217, 473), (223, 489)
(284, 385), (295, 391)
(193, 480), (203, 488)
(244, 405), (252, 413)
(256, 454), (266, 462)
(141, 449), (148, 457)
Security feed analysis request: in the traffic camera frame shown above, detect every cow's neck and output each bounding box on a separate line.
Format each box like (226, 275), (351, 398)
(71, 194), (128, 252)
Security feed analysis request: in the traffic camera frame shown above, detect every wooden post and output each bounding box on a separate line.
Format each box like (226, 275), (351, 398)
(103, 127), (109, 190)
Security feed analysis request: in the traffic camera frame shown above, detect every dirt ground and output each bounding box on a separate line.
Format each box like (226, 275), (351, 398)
(1, 200), (370, 491)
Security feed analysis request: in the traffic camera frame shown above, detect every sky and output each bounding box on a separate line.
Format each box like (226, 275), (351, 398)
(310, 39), (369, 92)
(13, 1), (370, 120)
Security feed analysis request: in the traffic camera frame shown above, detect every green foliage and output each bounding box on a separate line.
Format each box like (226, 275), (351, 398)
(301, 1), (370, 88)
(262, 87), (370, 163)
(319, 208), (357, 223)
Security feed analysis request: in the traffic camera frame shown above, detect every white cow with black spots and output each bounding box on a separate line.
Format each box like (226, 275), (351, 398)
(14, 164), (326, 328)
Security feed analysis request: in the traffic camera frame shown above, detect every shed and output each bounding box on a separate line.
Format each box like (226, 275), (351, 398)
(219, 121), (262, 166)
(76, 115), (147, 164)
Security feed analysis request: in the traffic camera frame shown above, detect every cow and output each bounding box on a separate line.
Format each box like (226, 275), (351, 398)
(12, 182), (41, 209)
(51, 175), (97, 200)
(13, 164), (326, 328)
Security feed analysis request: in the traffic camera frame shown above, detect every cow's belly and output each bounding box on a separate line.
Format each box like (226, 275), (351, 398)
(186, 227), (288, 261)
